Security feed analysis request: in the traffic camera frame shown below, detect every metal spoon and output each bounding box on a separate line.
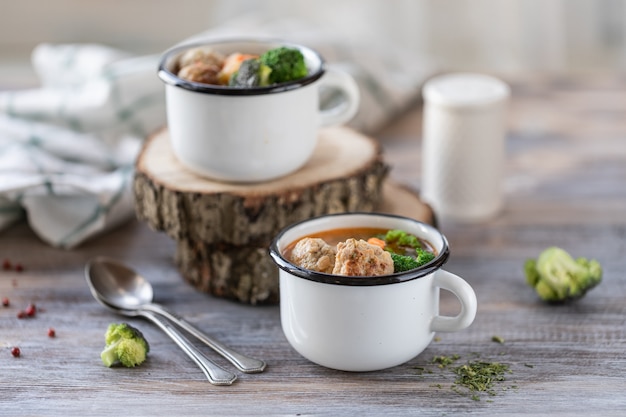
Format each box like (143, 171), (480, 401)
(85, 256), (266, 373)
(85, 258), (236, 385)
(85, 257), (265, 381)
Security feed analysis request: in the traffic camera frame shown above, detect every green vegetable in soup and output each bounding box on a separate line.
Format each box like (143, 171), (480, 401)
(415, 247), (436, 265)
(384, 229), (422, 249)
(382, 229), (436, 272)
(390, 253), (420, 272)
(229, 58), (272, 87)
(524, 246), (602, 303)
(260, 47), (308, 84)
(390, 249), (435, 273)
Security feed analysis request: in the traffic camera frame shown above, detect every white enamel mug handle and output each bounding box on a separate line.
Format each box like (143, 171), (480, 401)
(430, 270), (478, 332)
(318, 67), (360, 127)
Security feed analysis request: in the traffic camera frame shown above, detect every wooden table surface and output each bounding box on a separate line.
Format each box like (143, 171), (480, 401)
(2, 75), (626, 416)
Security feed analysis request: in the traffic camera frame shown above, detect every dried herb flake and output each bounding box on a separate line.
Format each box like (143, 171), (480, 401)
(452, 361), (510, 393)
(431, 354), (460, 368)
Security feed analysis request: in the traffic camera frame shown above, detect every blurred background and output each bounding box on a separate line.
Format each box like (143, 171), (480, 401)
(1, 0), (625, 89)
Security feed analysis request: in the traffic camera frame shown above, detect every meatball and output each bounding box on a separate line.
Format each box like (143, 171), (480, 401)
(290, 238), (337, 274)
(177, 62), (221, 85)
(332, 238), (394, 277)
(178, 47), (225, 68)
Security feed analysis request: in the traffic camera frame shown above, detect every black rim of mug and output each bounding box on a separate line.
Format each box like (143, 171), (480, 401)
(269, 212), (451, 287)
(158, 38), (326, 96)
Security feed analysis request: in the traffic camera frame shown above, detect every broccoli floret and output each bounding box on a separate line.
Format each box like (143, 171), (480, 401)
(101, 323), (150, 367)
(384, 229), (436, 273)
(229, 58), (272, 87)
(415, 248), (436, 266)
(259, 47), (308, 84)
(384, 229), (421, 249)
(390, 249), (435, 273)
(524, 247), (602, 303)
(390, 252), (420, 273)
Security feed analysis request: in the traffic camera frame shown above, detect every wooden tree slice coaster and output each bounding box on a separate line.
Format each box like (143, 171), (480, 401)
(134, 126), (434, 304)
(175, 181), (435, 305)
(134, 126), (389, 246)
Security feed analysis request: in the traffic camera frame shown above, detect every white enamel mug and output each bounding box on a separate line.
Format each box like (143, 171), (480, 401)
(158, 39), (360, 182)
(269, 213), (477, 372)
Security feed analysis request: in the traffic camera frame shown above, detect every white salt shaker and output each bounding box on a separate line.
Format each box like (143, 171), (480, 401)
(421, 73), (510, 222)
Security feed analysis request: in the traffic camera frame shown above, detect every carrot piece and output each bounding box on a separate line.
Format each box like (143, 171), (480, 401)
(367, 237), (386, 249)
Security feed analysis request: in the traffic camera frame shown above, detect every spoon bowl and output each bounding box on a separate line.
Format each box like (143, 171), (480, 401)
(87, 258), (154, 310)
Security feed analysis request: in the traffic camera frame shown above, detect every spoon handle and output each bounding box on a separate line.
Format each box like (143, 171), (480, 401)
(146, 304), (267, 373)
(139, 310), (237, 385)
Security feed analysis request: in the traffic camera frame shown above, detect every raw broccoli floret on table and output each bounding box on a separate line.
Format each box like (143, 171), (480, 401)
(101, 323), (150, 368)
(524, 247), (602, 303)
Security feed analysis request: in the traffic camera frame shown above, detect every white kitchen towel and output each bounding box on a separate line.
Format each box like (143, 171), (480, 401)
(0, 45), (165, 248)
(0, 14), (434, 248)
